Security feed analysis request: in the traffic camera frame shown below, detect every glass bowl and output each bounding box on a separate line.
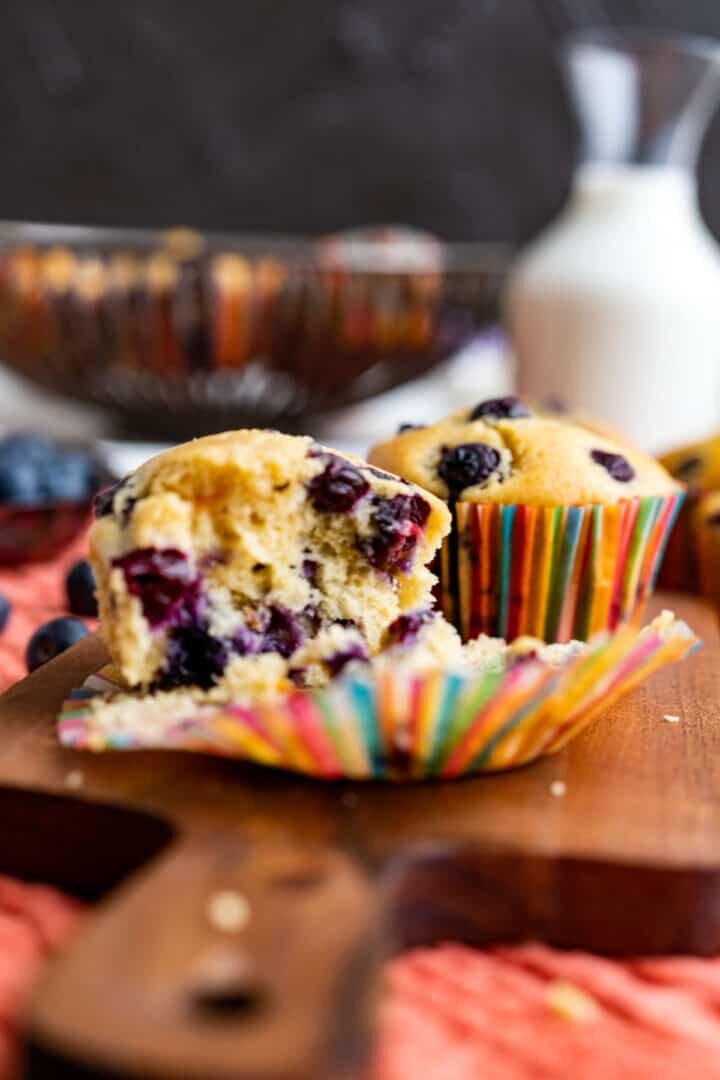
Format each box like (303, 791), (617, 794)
(0, 438), (114, 564)
(0, 222), (508, 438)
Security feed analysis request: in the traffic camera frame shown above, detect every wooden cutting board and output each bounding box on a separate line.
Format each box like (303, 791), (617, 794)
(0, 591), (718, 1079)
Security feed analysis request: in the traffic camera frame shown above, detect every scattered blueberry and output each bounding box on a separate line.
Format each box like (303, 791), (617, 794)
(386, 608), (433, 647)
(590, 449), (635, 483)
(437, 443), (501, 497)
(469, 396), (531, 421)
(397, 423), (425, 433)
(358, 494), (430, 573)
(325, 641), (369, 677)
(154, 624), (228, 691)
(0, 593), (10, 633)
(26, 616), (88, 672)
(113, 548), (200, 628)
(66, 559), (98, 616)
(307, 453), (370, 513)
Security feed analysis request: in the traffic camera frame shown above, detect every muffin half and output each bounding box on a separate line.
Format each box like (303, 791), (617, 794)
(89, 429), (451, 696)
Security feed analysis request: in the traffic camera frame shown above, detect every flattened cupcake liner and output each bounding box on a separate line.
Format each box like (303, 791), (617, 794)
(440, 494), (684, 644)
(57, 615), (697, 781)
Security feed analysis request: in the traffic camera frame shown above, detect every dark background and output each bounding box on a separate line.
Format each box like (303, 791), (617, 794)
(2, 0), (720, 245)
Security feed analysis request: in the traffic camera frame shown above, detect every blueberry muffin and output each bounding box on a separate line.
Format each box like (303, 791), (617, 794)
(657, 433), (720, 595)
(89, 429), (451, 695)
(693, 491), (720, 612)
(661, 434), (720, 495)
(369, 398), (682, 642)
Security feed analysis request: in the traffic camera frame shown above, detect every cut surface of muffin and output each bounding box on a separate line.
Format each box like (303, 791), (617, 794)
(89, 430), (450, 693)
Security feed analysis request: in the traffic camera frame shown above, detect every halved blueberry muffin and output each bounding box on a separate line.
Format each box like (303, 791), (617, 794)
(89, 430), (451, 695)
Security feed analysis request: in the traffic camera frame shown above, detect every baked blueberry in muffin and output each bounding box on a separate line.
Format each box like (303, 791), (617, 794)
(89, 430), (451, 695)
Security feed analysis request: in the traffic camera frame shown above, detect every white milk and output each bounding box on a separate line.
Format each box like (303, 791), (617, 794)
(507, 162), (720, 453)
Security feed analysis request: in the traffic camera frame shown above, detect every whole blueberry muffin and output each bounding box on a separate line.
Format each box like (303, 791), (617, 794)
(693, 491), (720, 613)
(89, 429), (451, 695)
(659, 434), (720, 597)
(369, 398), (682, 642)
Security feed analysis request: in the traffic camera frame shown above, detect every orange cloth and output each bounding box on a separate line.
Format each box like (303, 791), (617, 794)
(0, 535), (92, 689)
(4, 548), (720, 1079)
(0, 877), (83, 1078)
(374, 945), (720, 1079)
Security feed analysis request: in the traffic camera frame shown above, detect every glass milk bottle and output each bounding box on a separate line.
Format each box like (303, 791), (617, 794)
(507, 30), (720, 452)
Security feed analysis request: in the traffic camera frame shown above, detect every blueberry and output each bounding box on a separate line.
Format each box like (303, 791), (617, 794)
(113, 548), (200, 628)
(325, 642), (369, 677)
(301, 558), (319, 586)
(707, 512), (720, 527)
(261, 605), (305, 658)
(469, 396), (531, 421)
(26, 616), (88, 672)
(66, 559), (98, 616)
(307, 453), (370, 513)
(0, 436), (98, 506)
(153, 624), (228, 691)
(0, 461), (42, 504)
(358, 493), (430, 573)
(386, 608), (433, 647)
(437, 443), (501, 497)
(41, 451), (94, 502)
(0, 434), (56, 466)
(0, 593), (10, 633)
(590, 449), (635, 483)
(233, 604), (305, 659)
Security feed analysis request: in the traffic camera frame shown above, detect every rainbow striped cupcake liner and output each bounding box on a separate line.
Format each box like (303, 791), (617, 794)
(439, 494), (684, 644)
(57, 615), (698, 781)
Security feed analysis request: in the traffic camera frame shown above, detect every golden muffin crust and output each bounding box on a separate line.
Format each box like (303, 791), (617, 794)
(369, 401), (679, 505)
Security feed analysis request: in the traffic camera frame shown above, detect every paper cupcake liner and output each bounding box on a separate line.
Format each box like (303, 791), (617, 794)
(439, 494), (684, 644)
(657, 493), (699, 594)
(57, 616), (698, 781)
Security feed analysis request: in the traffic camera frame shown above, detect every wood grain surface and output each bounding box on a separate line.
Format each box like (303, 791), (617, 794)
(0, 591), (717, 1078)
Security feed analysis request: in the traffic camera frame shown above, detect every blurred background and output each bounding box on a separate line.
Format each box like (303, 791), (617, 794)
(2, 0), (720, 243)
(1, 0), (720, 466)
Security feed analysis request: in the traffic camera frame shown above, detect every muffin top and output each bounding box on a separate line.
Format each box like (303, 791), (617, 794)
(368, 397), (680, 505)
(661, 434), (720, 495)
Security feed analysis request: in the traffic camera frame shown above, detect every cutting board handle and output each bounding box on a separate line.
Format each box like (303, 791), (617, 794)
(29, 834), (380, 1079)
